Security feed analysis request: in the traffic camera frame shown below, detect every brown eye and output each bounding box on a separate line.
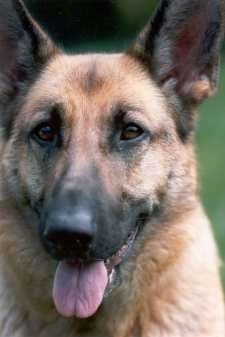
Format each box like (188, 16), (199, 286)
(120, 123), (144, 141)
(32, 123), (58, 144)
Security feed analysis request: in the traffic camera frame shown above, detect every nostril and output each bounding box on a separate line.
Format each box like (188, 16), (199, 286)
(43, 210), (95, 254)
(44, 228), (93, 248)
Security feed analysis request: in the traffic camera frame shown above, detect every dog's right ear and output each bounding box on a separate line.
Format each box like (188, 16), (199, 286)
(0, 0), (58, 131)
(129, 0), (225, 140)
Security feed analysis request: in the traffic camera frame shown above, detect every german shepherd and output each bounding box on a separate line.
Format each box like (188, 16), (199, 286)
(0, 0), (224, 336)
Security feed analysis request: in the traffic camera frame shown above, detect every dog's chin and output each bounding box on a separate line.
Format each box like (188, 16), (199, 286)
(52, 228), (139, 320)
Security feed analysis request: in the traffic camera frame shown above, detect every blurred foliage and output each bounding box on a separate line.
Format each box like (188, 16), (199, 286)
(25, 0), (119, 46)
(198, 64), (225, 286)
(25, 0), (157, 46)
(24, 0), (225, 286)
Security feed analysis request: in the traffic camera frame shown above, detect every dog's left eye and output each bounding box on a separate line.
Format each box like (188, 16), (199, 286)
(32, 123), (58, 144)
(120, 123), (144, 141)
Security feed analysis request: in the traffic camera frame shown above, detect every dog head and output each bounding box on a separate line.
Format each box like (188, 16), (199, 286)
(0, 0), (224, 319)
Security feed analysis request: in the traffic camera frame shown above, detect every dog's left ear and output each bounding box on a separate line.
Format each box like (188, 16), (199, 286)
(0, 0), (59, 133)
(129, 0), (225, 136)
(0, 0), (58, 83)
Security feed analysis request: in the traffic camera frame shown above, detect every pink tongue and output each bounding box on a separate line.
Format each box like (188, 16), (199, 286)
(53, 261), (108, 318)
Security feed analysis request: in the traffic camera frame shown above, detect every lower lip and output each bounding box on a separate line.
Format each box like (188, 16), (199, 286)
(105, 229), (138, 270)
(103, 229), (139, 294)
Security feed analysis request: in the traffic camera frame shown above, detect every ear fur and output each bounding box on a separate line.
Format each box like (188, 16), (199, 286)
(129, 0), (225, 139)
(0, 0), (59, 133)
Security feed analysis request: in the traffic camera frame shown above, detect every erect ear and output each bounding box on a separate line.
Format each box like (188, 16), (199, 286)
(129, 0), (225, 138)
(0, 0), (59, 130)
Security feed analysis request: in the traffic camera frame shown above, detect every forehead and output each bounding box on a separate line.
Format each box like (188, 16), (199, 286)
(20, 53), (170, 126)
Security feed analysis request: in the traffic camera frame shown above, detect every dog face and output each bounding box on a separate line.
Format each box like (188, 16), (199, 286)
(0, 0), (224, 320)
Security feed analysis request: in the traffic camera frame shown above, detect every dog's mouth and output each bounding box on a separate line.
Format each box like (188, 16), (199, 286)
(52, 229), (138, 319)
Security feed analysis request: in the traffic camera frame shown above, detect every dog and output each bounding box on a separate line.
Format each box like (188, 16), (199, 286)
(0, 0), (224, 336)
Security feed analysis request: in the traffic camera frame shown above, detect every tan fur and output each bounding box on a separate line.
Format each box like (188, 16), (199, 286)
(0, 1), (225, 335)
(0, 52), (224, 337)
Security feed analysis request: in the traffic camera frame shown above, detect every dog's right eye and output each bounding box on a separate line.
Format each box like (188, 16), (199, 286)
(31, 123), (59, 145)
(120, 123), (144, 141)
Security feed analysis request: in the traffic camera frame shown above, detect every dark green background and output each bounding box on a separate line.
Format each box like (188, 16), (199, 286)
(25, 0), (225, 286)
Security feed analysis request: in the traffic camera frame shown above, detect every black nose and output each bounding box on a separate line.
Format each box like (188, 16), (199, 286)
(43, 209), (96, 260)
